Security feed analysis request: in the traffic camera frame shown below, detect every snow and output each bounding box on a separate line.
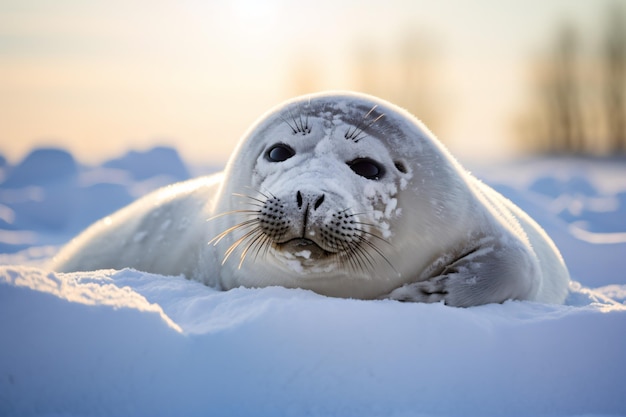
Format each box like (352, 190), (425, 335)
(1, 147), (626, 416)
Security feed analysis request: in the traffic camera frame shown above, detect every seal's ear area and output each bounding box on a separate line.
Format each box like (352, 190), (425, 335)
(393, 160), (408, 174)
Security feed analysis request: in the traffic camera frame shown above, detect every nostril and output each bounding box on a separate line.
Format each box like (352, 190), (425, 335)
(296, 191), (303, 208)
(314, 194), (325, 210)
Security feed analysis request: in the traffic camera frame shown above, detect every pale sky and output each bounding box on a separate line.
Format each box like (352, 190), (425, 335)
(0, 0), (615, 166)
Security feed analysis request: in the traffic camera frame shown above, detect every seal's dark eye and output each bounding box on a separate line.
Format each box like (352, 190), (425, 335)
(348, 158), (384, 180)
(266, 144), (295, 162)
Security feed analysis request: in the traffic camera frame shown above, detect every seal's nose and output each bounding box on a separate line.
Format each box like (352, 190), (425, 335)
(296, 191), (325, 211)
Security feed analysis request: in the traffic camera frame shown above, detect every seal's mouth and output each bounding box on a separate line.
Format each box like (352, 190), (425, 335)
(277, 238), (333, 260)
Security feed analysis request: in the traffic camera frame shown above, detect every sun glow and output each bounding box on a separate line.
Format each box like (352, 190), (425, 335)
(0, 0), (615, 166)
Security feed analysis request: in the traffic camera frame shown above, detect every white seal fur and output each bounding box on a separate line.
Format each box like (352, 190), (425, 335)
(52, 91), (570, 306)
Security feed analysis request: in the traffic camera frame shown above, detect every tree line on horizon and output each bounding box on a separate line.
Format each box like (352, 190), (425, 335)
(287, 4), (626, 156)
(516, 4), (626, 155)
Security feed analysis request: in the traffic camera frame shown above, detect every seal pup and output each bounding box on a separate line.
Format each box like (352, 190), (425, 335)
(52, 91), (570, 307)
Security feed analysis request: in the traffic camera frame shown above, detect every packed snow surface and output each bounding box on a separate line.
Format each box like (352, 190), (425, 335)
(1, 147), (625, 416)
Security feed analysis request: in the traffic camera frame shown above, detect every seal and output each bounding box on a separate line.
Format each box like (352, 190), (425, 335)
(51, 91), (570, 306)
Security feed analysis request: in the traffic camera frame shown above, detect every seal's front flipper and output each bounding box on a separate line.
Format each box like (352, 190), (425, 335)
(382, 239), (538, 307)
(383, 275), (449, 304)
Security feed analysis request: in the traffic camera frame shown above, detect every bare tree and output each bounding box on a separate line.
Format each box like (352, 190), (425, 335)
(517, 5), (626, 156)
(546, 23), (585, 153)
(516, 22), (587, 154)
(603, 4), (626, 153)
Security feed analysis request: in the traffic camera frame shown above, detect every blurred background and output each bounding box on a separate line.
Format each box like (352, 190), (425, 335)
(1, 0), (625, 167)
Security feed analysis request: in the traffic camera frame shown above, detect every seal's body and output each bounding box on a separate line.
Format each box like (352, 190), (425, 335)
(52, 92), (570, 306)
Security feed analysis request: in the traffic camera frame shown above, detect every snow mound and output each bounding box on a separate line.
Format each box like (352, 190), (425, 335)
(1, 148), (78, 189)
(103, 146), (190, 181)
(1, 148), (626, 416)
(0, 146), (189, 253)
(482, 158), (626, 287)
(1, 266), (625, 417)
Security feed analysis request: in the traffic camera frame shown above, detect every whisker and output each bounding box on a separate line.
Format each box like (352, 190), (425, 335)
(356, 235), (399, 276)
(348, 237), (379, 275)
(340, 241), (370, 275)
(210, 189), (397, 278)
(231, 192), (266, 205)
(247, 233), (272, 264)
(356, 227), (395, 247)
(345, 105), (375, 139)
(334, 240), (355, 272)
(209, 219), (260, 246)
(283, 105), (311, 135)
(223, 227), (263, 265)
(205, 188), (278, 268)
(293, 113), (302, 133)
(353, 113), (385, 143)
(207, 209), (259, 222)
(351, 241), (378, 273)
(280, 114), (298, 134)
(338, 212), (395, 248)
(237, 229), (269, 269)
(304, 110), (310, 133)
(298, 109), (306, 134)
(336, 207), (355, 216)
(240, 187), (276, 201)
(345, 105), (379, 141)
(362, 104), (379, 120)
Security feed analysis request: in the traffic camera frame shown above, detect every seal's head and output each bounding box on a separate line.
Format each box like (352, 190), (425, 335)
(212, 91), (463, 298)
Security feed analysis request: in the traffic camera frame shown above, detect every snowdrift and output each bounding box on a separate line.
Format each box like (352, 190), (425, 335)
(1, 147), (625, 416)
